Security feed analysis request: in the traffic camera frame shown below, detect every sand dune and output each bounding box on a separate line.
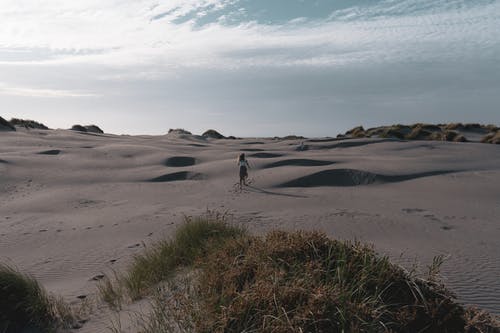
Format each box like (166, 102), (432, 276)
(278, 169), (456, 187)
(1, 128), (500, 332)
(262, 159), (336, 168)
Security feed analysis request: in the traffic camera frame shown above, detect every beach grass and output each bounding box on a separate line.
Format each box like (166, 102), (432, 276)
(0, 263), (75, 333)
(122, 212), (246, 300)
(118, 216), (499, 333)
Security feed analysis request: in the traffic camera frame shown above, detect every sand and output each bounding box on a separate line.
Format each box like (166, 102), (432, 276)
(1, 128), (499, 331)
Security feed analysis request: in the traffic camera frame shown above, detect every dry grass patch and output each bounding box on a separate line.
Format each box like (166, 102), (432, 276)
(101, 217), (499, 333)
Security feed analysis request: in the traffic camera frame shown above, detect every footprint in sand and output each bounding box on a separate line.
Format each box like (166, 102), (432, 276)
(402, 208), (454, 231)
(90, 274), (105, 281)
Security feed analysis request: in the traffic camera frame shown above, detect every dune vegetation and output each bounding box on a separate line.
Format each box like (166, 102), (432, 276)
(96, 214), (498, 333)
(0, 264), (75, 333)
(339, 123), (499, 144)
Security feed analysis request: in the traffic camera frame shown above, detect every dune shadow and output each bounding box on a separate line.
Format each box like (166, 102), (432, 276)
(311, 139), (400, 150)
(38, 149), (61, 155)
(164, 156), (196, 167)
(186, 143), (208, 147)
(148, 171), (204, 182)
(262, 159), (336, 169)
(245, 185), (308, 198)
(0, 159), (8, 164)
(277, 169), (456, 188)
(241, 148), (265, 152)
(242, 141), (265, 145)
(250, 152), (284, 158)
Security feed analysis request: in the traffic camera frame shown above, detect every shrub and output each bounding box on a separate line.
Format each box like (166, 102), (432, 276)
(9, 118), (49, 130)
(202, 129), (225, 139)
(70, 124), (87, 132)
(0, 264), (74, 332)
(168, 128), (192, 135)
(381, 127), (406, 139)
(84, 125), (104, 134)
(0, 116), (15, 131)
(482, 131), (500, 144)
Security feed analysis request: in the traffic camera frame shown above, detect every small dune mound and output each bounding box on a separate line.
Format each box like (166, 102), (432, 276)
(84, 125), (104, 134)
(0, 116), (15, 131)
(38, 150), (61, 155)
(263, 159), (335, 169)
(168, 128), (192, 135)
(70, 125), (87, 132)
(250, 152), (284, 158)
(345, 126), (366, 138)
(148, 171), (204, 182)
(481, 131), (500, 144)
(278, 169), (455, 187)
(10, 118), (49, 130)
(70, 124), (104, 133)
(273, 135), (306, 140)
(202, 129), (225, 139)
(164, 156), (196, 167)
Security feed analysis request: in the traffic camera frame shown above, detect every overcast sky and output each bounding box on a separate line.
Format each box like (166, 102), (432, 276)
(1, 0), (499, 137)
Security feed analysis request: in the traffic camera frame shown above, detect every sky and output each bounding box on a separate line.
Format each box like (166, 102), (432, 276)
(0, 0), (499, 137)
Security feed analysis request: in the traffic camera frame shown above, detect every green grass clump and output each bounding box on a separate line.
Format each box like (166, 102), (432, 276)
(0, 264), (74, 333)
(123, 213), (246, 300)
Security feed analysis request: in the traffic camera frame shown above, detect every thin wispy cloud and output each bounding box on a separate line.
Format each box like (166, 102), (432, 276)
(0, 83), (99, 98)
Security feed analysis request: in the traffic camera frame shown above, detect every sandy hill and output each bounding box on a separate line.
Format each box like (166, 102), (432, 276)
(0, 127), (499, 331)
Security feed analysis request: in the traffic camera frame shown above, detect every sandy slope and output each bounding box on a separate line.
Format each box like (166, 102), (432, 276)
(1, 128), (499, 330)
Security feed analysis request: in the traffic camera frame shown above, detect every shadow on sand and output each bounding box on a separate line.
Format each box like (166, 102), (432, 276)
(244, 184), (308, 198)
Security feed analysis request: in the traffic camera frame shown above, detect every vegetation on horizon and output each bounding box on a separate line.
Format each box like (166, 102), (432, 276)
(340, 123), (499, 144)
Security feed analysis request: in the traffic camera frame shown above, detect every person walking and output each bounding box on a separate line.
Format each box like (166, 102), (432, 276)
(238, 153), (250, 189)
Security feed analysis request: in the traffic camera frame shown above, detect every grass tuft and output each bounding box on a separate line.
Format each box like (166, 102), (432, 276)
(123, 212), (245, 300)
(137, 228), (499, 333)
(0, 263), (75, 333)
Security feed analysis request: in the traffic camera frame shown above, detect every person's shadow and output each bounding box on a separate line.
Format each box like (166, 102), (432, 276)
(244, 184), (308, 198)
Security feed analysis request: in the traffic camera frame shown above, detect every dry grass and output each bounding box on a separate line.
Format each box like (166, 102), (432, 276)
(127, 223), (499, 333)
(121, 212), (246, 300)
(0, 263), (76, 333)
(481, 131), (500, 144)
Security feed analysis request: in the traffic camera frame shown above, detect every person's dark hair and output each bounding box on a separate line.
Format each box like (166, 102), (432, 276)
(239, 153), (245, 161)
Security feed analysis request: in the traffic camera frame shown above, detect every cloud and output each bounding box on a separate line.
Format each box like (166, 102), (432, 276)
(0, 83), (99, 98)
(0, 0), (498, 72)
